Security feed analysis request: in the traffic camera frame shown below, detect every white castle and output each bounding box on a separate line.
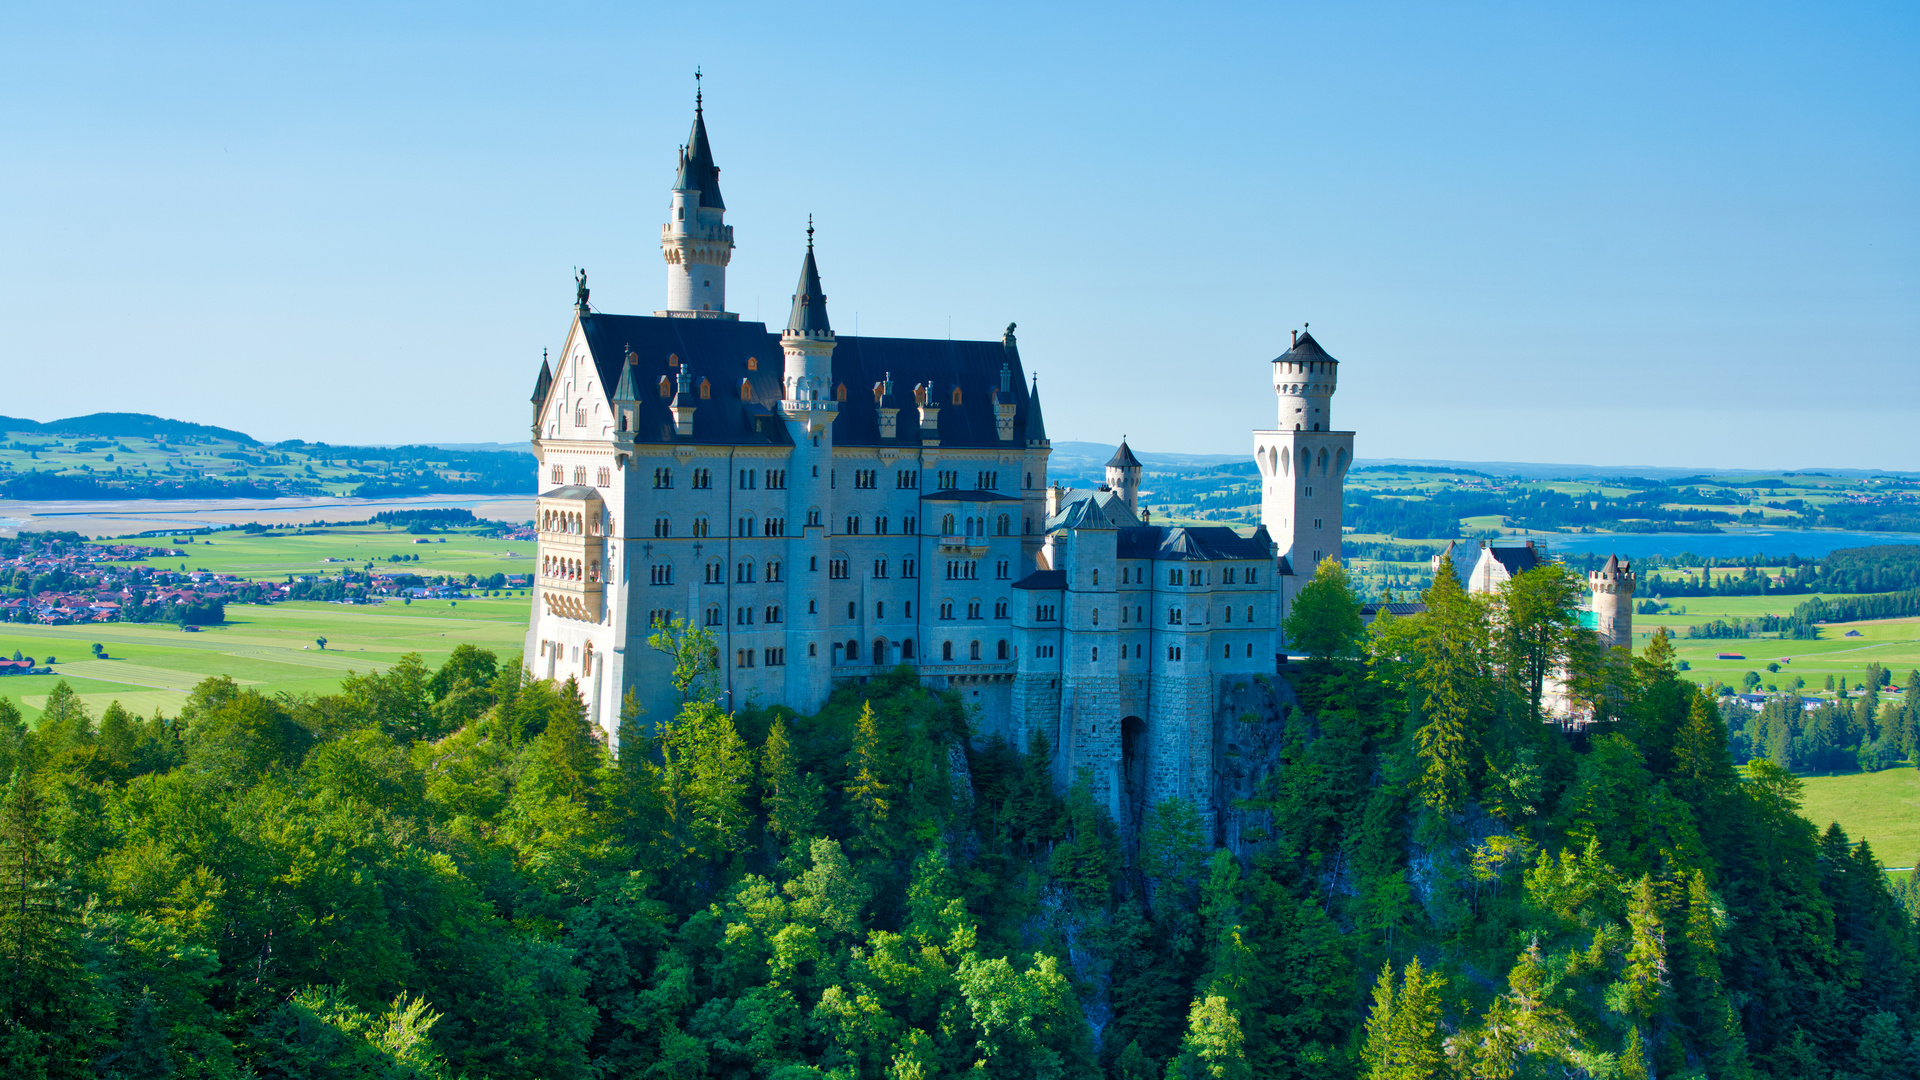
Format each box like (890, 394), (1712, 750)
(524, 92), (1356, 829)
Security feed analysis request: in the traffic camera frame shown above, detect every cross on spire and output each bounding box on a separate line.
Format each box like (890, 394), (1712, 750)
(807, 214), (815, 250)
(694, 67), (702, 110)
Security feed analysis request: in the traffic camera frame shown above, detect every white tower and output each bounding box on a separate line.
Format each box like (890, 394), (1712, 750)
(1590, 554), (1636, 651)
(1105, 439), (1142, 512)
(779, 226), (838, 710)
(658, 80), (737, 319)
(1254, 329), (1354, 574)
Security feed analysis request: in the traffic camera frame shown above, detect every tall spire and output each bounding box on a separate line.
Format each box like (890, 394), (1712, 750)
(785, 222), (832, 337)
(676, 69), (724, 209)
(1026, 374), (1049, 444)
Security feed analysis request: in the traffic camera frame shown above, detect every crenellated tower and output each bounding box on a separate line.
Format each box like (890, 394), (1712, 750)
(1590, 553), (1636, 651)
(1254, 329), (1354, 576)
(658, 79), (737, 319)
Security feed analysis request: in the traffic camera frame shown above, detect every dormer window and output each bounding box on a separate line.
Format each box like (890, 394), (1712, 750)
(951, 386), (963, 406)
(699, 379), (711, 400)
(747, 357), (758, 371)
(658, 376), (672, 399)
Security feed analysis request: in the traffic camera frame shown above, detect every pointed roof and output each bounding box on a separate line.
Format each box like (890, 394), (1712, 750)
(673, 98), (725, 209)
(612, 357), (639, 402)
(1106, 439), (1141, 470)
(530, 356), (553, 403)
(1025, 377), (1048, 443)
(1272, 329), (1338, 365)
(785, 241), (832, 337)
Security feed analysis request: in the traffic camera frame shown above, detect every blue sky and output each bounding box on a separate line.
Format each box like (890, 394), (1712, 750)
(2, 1), (1914, 468)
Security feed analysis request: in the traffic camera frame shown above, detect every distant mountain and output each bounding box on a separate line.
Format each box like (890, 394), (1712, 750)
(0, 412), (259, 446)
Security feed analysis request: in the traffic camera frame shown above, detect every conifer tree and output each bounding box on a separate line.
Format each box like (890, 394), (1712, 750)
(845, 701), (891, 854)
(1362, 957), (1445, 1080)
(1412, 552), (1490, 819)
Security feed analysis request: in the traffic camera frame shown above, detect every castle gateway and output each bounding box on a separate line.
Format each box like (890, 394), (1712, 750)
(525, 93), (1355, 829)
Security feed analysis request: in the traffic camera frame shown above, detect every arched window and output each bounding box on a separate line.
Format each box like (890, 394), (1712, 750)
(873, 639), (887, 665)
(1318, 448), (1330, 473)
(667, 353), (680, 367)
(996, 514), (1010, 536)
(1280, 447), (1290, 475)
(746, 356), (758, 370)
(846, 639), (860, 660)
(693, 516), (710, 538)
(737, 379), (751, 400)
(950, 385), (963, 406)
(1335, 447), (1349, 475)
(996, 639), (1009, 660)
(942, 641), (953, 661)
(942, 513), (956, 535)
(969, 640), (981, 661)
(658, 375), (672, 398)
(835, 383), (848, 402)
(901, 639), (915, 659)
(699, 378), (711, 400)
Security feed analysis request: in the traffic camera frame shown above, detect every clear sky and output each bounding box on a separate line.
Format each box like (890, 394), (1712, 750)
(3, 1), (1915, 469)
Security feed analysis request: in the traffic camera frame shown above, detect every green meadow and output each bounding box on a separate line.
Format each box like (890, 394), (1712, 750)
(100, 523), (537, 581)
(1799, 765), (1920, 869)
(1, 524), (537, 724)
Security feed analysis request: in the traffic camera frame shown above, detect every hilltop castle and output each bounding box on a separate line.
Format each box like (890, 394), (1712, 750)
(524, 92), (1354, 830)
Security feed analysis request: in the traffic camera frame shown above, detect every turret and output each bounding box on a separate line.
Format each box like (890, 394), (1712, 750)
(1105, 439), (1142, 512)
(530, 350), (553, 433)
(875, 372), (901, 440)
(1272, 328), (1338, 431)
(658, 78), (737, 319)
(611, 346), (640, 438)
(779, 224), (838, 434)
(1590, 553), (1636, 651)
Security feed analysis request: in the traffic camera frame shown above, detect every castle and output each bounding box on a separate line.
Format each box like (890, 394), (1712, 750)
(524, 91), (1353, 831)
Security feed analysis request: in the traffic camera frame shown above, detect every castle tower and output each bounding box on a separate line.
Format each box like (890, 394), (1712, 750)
(1105, 439), (1141, 512)
(1590, 553), (1636, 651)
(779, 227), (838, 711)
(1254, 329), (1355, 574)
(658, 80), (737, 319)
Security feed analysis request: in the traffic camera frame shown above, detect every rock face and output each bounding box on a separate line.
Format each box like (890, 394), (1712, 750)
(1210, 670), (1301, 851)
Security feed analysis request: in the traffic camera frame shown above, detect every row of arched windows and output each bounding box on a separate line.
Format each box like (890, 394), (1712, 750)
(540, 508), (598, 535)
(541, 555), (598, 583)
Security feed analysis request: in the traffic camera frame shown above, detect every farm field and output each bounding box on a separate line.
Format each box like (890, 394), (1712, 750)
(0, 595), (531, 725)
(97, 523), (538, 582)
(1799, 765), (1920, 869)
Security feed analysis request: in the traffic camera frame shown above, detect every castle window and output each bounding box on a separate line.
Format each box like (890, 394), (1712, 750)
(705, 605), (722, 626)
(699, 379), (711, 400)
(693, 517), (710, 538)
(1224, 644), (1232, 658)
(1246, 605), (1254, 622)
(873, 557), (888, 578)
(995, 600), (1008, 618)
(597, 467), (611, 487)
(575, 403), (586, 426)
(765, 647), (785, 666)
(1092, 647), (1098, 662)
(668, 354), (679, 367)
(902, 557), (917, 578)
(767, 560), (783, 582)
(940, 601), (954, 620)
(836, 383), (848, 402)
(737, 515), (755, 537)
(1247, 568), (1258, 584)
(705, 560), (723, 583)
(875, 515), (889, 535)
(846, 639), (860, 660)
(997, 514), (1010, 536)
(943, 641), (954, 661)
(693, 467), (711, 488)
(845, 515), (860, 535)
(875, 600), (885, 618)
(1168, 608), (1182, 625)
(967, 601), (981, 619)
(902, 639), (915, 659)
(747, 356), (757, 371)
(969, 640), (981, 660)
(654, 516), (670, 537)
(736, 561), (756, 583)
(904, 515), (917, 534)
(765, 518), (785, 537)
(740, 379), (752, 401)
(809, 643), (817, 657)
(1169, 568), (1183, 586)
(1092, 569), (1099, 586)
(1091, 608), (1099, 625)
(658, 375), (672, 398)
(1224, 606), (1231, 623)
(941, 514), (956, 535)
(829, 559), (849, 579)
(951, 386), (963, 406)
(997, 640), (1009, 660)
(997, 559), (1009, 580)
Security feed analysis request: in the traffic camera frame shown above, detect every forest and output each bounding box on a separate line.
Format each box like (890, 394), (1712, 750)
(2, 553), (1916, 1078)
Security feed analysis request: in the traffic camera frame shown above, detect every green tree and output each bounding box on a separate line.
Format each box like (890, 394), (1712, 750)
(1282, 556), (1365, 663)
(1361, 957), (1446, 1080)
(1496, 561), (1587, 722)
(1411, 552), (1492, 819)
(845, 701), (892, 855)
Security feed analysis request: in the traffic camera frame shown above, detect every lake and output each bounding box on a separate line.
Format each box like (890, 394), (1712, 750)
(0, 494), (537, 538)
(1508, 529), (1920, 561)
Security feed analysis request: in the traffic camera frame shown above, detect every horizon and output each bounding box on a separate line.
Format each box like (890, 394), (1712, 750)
(2, 2), (1915, 467)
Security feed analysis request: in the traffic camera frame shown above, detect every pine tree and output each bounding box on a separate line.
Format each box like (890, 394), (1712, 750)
(844, 701), (891, 854)
(1412, 552), (1490, 819)
(1362, 957), (1445, 1079)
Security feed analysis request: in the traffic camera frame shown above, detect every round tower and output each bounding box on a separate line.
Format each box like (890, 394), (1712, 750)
(1590, 553), (1636, 651)
(659, 81), (737, 318)
(1272, 328), (1338, 431)
(1104, 439), (1142, 512)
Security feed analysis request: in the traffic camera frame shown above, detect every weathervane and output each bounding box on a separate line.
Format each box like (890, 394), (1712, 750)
(806, 214), (815, 249)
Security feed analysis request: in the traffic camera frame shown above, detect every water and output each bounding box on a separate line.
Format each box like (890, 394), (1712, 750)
(1507, 529), (1920, 562)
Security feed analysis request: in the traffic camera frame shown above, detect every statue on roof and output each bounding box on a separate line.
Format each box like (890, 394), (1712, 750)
(574, 268), (590, 311)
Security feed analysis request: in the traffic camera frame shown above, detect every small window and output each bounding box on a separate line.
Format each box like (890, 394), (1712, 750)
(699, 378), (711, 400)
(740, 379), (753, 401)
(658, 376), (672, 398)
(950, 386), (963, 406)
(746, 356), (758, 371)
(836, 383), (848, 402)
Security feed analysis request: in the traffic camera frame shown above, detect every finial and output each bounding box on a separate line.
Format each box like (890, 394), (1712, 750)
(694, 67), (703, 110)
(806, 214), (815, 250)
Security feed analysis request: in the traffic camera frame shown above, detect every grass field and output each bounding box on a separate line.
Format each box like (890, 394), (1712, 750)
(0, 524), (537, 725)
(1799, 765), (1920, 868)
(100, 524), (537, 581)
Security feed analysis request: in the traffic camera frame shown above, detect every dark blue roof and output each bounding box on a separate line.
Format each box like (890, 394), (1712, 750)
(1273, 329), (1337, 365)
(1116, 525), (1275, 561)
(674, 105), (724, 210)
(786, 247), (831, 336)
(922, 489), (1023, 503)
(1013, 569), (1067, 591)
(573, 313), (1041, 449)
